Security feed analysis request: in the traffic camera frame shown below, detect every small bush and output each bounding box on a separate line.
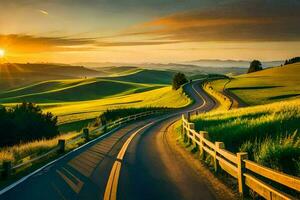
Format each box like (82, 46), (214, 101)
(0, 102), (59, 147)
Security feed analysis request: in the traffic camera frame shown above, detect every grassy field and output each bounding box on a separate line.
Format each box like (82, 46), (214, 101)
(0, 68), (189, 127)
(210, 63), (300, 105)
(0, 67), (191, 170)
(0, 79), (162, 103)
(0, 63), (108, 91)
(190, 98), (300, 176)
(41, 86), (190, 125)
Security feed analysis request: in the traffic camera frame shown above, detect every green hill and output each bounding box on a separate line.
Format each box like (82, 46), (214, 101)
(0, 78), (161, 103)
(211, 63), (300, 105)
(98, 66), (140, 76)
(103, 69), (174, 85)
(0, 63), (105, 91)
(0, 68), (189, 130)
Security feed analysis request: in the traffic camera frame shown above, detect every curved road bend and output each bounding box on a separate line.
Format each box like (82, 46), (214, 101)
(0, 80), (218, 200)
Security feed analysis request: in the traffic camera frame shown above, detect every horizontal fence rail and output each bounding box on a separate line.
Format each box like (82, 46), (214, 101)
(181, 114), (300, 200)
(1, 109), (165, 178)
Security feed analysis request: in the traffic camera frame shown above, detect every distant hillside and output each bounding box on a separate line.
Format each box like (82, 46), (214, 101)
(78, 59), (284, 75)
(102, 69), (175, 85)
(144, 63), (247, 75)
(0, 63), (105, 91)
(184, 59), (283, 68)
(95, 66), (140, 76)
(211, 63), (300, 105)
(0, 69), (172, 103)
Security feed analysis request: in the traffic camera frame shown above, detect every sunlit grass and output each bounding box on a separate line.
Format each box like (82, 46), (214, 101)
(191, 98), (300, 175)
(0, 131), (79, 164)
(210, 63), (300, 105)
(2, 86), (190, 125)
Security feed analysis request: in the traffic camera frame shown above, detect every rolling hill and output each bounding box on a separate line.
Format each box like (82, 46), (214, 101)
(0, 69), (173, 103)
(210, 63), (300, 105)
(102, 69), (175, 85)
(0, 63), (107, 91)
(0, 68), (189, 127)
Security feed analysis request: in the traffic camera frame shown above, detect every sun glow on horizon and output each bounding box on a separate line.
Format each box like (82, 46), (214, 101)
(0, 49), (5, 58)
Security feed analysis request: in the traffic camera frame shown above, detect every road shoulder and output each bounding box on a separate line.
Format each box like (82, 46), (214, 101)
(166, 121), (239, 200)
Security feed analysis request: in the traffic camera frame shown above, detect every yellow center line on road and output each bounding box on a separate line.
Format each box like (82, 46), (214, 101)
(104, 81), (207, 200)
(103, 122), (154, 200)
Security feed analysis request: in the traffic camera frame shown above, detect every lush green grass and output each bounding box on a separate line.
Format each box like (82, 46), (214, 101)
(1, 69), (190, 126)
(41, 86), (190, 125)
(58, 118), (95, 133)
(0, 63), (107, 91)
(103, 69), (174, 85)
(0, 78), (164, 103)
(190, 99), (300, 175)
(210, 63), (300, 105)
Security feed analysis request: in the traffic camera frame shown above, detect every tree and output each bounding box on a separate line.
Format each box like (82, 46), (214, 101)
(248, 60), (263, 73)
(172, 72), (188, 90)
(0, 102), (59, 147)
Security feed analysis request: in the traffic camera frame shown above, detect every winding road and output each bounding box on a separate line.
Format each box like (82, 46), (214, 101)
(0, 80), (220, 200)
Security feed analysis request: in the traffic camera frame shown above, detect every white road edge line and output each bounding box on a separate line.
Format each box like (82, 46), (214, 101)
(0, 126), (120, 196)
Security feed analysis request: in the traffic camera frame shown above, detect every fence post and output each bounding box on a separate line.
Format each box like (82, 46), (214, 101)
(58, 139), (65, 154)
(83, 128), (89, 141)
(189, 123), (195, 145)
(187, 112), (191, 121)
(2, 161), (12, 179)
(237, 152), (248, 197)
(215, 142), (225, 173)
(199, 131), (208, 160)
(181, 114), (185, 138)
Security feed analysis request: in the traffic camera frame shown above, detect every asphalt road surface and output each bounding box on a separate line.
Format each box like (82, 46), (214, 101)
(0, 80), (219, 200)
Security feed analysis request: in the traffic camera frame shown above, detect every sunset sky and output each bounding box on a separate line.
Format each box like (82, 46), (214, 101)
(1, 0), (300, 63)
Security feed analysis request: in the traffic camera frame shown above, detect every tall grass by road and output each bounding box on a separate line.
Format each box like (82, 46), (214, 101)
(191, 98), (300, 176)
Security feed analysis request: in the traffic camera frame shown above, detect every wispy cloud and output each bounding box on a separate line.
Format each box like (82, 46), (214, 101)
(0, 34), (176, 53)
(122, 0), (300, 42)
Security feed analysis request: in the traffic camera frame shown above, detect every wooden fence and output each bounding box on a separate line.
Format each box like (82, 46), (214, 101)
(181, 114), (300, 200)
(0, 110), (164, 178)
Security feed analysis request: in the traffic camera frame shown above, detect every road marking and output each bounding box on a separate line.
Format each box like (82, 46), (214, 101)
(57, 168), (83, 194)
(191, 83), (207, 111)
(103, 81), (210, 200)
(103, 123), (153, 200)
(0, 126), (120, 196)
(0, 80), (208, 198)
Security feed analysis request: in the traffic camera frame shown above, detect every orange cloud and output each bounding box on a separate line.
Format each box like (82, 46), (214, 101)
(122, 0), (300, 42)
(0, 34), (177, 55)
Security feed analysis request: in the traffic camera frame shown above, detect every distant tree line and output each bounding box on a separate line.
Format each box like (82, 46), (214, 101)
(0, 102), (59, 147)
(284, 57), (300, 65)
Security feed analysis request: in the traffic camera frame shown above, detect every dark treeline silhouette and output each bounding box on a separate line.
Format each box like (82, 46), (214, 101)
(247, 60), (263, 73)
(284, 57), (300, 65)
(0, 102), (59, 147)
(172, 72), (188, 90)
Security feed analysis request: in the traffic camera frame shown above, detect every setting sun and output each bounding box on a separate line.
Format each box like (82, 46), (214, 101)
(0, 49), (5, 58)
